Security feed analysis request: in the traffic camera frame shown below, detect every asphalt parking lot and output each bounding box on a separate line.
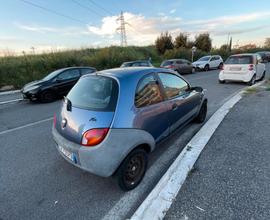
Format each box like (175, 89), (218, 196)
(0, 65), (269, 220)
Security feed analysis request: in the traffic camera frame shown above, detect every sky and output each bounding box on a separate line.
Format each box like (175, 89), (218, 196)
(0, 0), (270, 55)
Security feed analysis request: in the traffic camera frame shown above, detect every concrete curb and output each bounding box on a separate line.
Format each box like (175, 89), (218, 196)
(0, 90), (20, 96)
(131, 80), (266, 220)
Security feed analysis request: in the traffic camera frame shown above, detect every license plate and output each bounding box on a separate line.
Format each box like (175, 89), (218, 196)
(58, 145), (72, 161)
(230, 67), (241, 71)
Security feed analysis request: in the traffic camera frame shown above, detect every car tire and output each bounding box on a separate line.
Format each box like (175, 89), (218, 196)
(194, 101), (207, 123)
(218, 63), (223, 69)
(259, 71), (265, 81)
(247, 75), (256, 86)
(116, 148), (148, 191)
(191, 67), (195, 74)
(219, 79), (225, 84)
(204, 64), (209, 71)
(40, 90), (55, 103)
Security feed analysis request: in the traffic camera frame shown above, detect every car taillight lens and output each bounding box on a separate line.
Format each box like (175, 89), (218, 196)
(249, 64), (254, 71)
(53, 113), (57, 127)
(81, 128), (109, 147)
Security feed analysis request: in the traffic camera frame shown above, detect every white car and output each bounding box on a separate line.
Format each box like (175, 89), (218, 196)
(193, 55), (223, 71)
(219, 53), (266, 85)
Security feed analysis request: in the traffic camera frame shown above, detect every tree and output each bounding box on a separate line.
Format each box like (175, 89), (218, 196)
(194, 33), (212, 52)
(220, 44), (229, 51)
(265, 38), (270, 48)
(175, 33), (188, 48)
(155, 32), (174, 55)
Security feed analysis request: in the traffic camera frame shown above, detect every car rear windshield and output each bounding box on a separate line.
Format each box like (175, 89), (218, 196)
(67, 75), (118, 111)
(161, 61), (173, 66)
(225, 56), (253, 64)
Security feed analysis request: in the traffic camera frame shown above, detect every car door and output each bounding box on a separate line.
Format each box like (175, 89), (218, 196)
(134, 74), (170, 142)
(157, 72), (201, 133)
(256, 54), (264, 79)
(53, 68), (81, 96)
(209, 56), (216, 68)
(183, 60), (192, 73)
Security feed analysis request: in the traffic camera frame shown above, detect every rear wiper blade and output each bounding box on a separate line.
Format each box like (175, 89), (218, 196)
(64, 96), (72, 111)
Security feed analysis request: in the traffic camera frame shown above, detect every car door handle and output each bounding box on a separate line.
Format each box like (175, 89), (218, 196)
(172, 103), (178, 111)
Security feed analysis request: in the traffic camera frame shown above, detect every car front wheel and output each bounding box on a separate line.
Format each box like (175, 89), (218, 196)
(204, 64), (209, 71)
(116, 148), (148, 191)
(194, 101), (207, 123)
(40, 90), (55, 103)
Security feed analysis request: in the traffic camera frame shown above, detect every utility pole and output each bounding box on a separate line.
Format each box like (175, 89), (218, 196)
(116, 11), (127, 47)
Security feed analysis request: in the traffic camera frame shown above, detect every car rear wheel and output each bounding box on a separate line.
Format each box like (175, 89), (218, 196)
(194, 101), (207, 123)
(218, 63), (223, 69)
(247, 75), (256, 86)
(40, 90), (55, 103)
(219, 79), (225, 84)
(259, 71), (265, 81)
(116, 148), (148, 191)
(204, 64), (209, 71)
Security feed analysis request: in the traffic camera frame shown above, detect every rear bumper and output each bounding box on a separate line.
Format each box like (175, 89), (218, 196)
(219, 70), (254, 82)
(52, 126), (155, 177)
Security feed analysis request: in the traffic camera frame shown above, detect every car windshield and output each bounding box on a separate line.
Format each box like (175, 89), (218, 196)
(198, 56), (211, 61)
(43, 69), (63, 81)
(121, 62), (132, 67)
(161, 61), (173, 66)
(67, 75), (118, 111)
(225, 56), (253, 64)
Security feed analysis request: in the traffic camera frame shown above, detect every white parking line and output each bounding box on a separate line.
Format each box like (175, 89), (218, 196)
(0, 90), (20, 96)
(0, 117), (53, 135)
(0, 98), (24, 105)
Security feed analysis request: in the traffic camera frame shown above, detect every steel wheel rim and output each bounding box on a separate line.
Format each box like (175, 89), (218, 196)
(124, 154), (145, 186)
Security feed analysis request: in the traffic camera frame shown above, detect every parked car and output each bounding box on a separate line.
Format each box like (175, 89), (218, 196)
(219, 53), (265, 85)
(52, 67), (207, 191)
(193, 55), (223, 71)
(120, 60), (153, 68)
(160, 59), (195, 74)
(21, 67), (96, 102)
(256, 51), (270, 63)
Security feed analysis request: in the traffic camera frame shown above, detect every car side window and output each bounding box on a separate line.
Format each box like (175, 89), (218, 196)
(158, 73), (189, 99)
(176, 60), (183, 64)
(81, 68), (95, 75)
(57, 69), (80, 81)
(210, 57), (215, 61)
(135, 74), (163, 108)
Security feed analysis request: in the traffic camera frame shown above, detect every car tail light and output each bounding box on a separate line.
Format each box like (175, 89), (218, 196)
(81, 128), (109, 147)
(167, 65), (175, 69)
(53, 113), (57, 127)
(248, 64), (254, 71)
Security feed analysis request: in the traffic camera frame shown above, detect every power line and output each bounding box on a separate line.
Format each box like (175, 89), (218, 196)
(19, 0), (86, 24)
(71, 0), (105, 18)
(87, 0), (114, 16)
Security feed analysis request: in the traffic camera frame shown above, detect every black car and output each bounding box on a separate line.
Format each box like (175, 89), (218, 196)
(120, 60), (153, 68)
(257, 51), (270, 63)
(21, 67), (96, 102)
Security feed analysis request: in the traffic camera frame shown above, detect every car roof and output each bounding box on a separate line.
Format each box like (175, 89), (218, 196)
(58, 66), (96, 71)
(123, 60), (149, 64)
(85, 67), (175, 80)
(230, 53), (255, 57)
(164, 59), (187, 61)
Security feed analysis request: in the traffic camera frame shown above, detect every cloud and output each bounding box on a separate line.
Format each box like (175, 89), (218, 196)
(15, 22), (92, 36)
(170, 9), (176, 14)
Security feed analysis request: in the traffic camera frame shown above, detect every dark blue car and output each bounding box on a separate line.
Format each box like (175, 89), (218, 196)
(52, 67), (207, 191)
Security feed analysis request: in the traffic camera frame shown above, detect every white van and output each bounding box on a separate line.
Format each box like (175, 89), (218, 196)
(219, 53), (265, 85)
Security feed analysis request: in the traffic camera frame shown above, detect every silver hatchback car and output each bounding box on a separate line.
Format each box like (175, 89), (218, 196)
(52, 67), (207, 191)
